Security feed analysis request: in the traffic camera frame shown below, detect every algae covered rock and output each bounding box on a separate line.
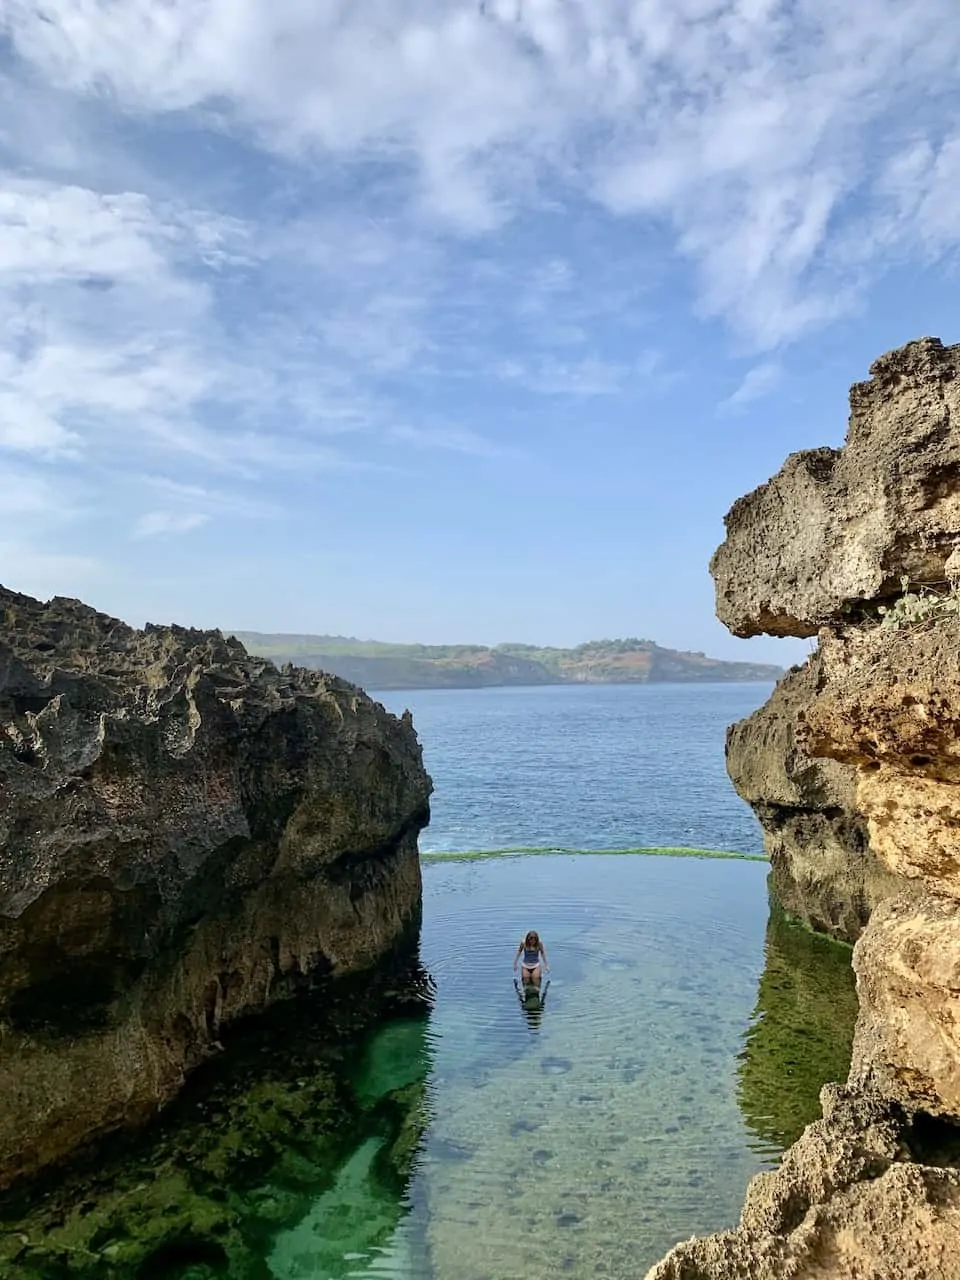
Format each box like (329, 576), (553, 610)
(0, 585), (432, 1188)
(736, 905), (858, 1151)
(0, 964), (436, 1278)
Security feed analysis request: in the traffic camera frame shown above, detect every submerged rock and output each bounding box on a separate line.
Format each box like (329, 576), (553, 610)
(0, 965), (435, 1278)
(736, 904), (858, 1151)
(0, 585), (432, 1188)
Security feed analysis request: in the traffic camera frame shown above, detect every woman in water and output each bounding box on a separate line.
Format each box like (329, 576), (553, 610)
(513, 930), (550, 986)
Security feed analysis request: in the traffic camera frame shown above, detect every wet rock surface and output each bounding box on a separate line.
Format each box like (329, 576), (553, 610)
(647, 1088), (960, 1280)
(0, 958), (435, 1278)
(0, 585), (432, 1188)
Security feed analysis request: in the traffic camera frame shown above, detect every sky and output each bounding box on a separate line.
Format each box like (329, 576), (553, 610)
(1, 2), (959, 665)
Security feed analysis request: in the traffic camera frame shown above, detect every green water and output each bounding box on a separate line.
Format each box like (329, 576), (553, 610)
(0, 855), (856, 1279)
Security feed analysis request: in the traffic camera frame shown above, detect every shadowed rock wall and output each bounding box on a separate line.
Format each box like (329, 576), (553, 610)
(0, 586), (432, 1188)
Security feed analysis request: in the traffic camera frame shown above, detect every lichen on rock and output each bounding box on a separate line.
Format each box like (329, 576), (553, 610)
(0, 585), (432, 1189)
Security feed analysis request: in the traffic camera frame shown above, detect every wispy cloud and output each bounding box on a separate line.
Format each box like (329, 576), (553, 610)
(1, 0), (960, 636)
(388, 423), (510, 457)
(720, 361), (783, 412)
(132, 510), (210, 538)
(6, 0), (960, 345)
(0, 541), (104, 598)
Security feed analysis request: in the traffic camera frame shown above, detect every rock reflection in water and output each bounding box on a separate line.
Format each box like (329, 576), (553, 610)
(0, 956), (436, 1279)
(736, 902), (859, 1151)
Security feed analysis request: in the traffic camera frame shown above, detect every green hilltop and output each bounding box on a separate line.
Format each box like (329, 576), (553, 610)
(228, 633), (783, 690)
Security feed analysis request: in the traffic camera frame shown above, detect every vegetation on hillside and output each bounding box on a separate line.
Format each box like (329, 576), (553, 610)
(229, 633), (782, 690)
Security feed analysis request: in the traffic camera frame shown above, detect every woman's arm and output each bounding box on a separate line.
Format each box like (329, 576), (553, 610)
(540, 943), (550, 971)
(512, 942), (523, 971)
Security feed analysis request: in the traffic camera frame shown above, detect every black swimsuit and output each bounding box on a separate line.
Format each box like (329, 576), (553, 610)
(522, 947), (540, 967)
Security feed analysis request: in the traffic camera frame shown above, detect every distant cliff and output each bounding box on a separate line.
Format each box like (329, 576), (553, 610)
(228, 634), (783, 689)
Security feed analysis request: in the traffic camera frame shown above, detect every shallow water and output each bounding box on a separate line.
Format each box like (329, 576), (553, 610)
(371, 683), (773, 855)
(0, 854), (856, 1279)
(0, 684), (854, 1277)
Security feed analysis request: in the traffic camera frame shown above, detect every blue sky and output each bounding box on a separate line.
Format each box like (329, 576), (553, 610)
(1, 1), (959, 665)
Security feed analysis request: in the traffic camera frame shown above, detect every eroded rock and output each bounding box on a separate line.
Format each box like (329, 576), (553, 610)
(712, 336), (960, 639)
(648, 336), (960, 1278)
(0, 585), (432, 1187)
(850, 892), (960, 1118)
(799, 621), (960, 896)
(646, 1088), (960, 1280)
(726, 655), (905, 941)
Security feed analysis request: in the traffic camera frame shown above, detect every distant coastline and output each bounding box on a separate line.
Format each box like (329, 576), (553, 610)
(229, 633), (783, 690)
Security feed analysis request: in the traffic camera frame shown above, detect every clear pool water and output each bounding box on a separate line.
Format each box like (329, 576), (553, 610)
(0, 853), (857, 1279)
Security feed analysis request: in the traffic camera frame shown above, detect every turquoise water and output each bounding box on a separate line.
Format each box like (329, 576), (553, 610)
(371, 683), (772, 855)
(0, 856), (856, 1279)
(0, 683), (859, 1278)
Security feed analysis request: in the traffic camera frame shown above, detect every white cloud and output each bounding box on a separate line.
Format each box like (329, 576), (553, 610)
(0, 466), (71, 517)
(0, 0), (958, 622)
(720, 361), (782, 411)
(498, 354), (628, 395)
(388, 423), (509, 457)
(132, 510), (210, 538)
(6, 0), (960, 343)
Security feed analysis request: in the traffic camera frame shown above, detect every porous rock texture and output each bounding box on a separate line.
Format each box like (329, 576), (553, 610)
(711, 336), (960, 640)
(726, 653), (905, 942)
(647, 1087), (960, 1280)
(0, 585), (431, 1189)
(648, 338), (960, 1279)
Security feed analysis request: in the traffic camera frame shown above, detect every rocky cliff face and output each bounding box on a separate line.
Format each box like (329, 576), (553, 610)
(725, 654), (904, 941)
(649, 337), (960, 1278)
(0, 586), (432, 1188)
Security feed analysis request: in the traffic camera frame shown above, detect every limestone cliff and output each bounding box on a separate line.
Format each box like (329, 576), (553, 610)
(0, 585), (432, 1188)
(649, 337), (960, 1278)
(726, 654), (903, 941)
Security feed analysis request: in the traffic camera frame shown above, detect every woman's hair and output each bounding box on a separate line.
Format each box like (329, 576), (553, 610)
(524, 930), (540, 949)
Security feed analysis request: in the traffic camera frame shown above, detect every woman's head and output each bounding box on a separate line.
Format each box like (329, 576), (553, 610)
(524, 930), (540, 949)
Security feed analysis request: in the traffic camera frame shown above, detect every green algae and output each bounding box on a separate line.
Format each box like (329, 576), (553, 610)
(736, 902), (859, 1150)
(0, 965), (434, 1280)
(0, 860), (859, 1280)
(421, 845), (767, 863)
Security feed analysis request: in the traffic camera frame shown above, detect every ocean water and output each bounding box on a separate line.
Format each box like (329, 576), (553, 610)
(372, 683), (773, 855)
(0, 683), (860, 1280)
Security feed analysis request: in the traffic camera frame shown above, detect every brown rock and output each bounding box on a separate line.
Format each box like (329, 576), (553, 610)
(649, 337), (960, 1279)
(0, 585), (432, 1187)
(711, 336), (960, 639)
(726, 655), (905, 941)
(646, 1088), (960, 1280)
(851, 892), (960, 1117)
(800, 621), (960, 896)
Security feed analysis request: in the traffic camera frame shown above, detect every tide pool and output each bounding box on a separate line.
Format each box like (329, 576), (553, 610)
(0, 853), (856, 1279)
